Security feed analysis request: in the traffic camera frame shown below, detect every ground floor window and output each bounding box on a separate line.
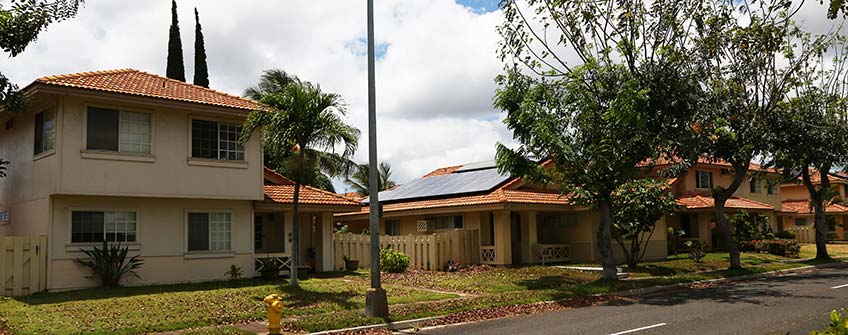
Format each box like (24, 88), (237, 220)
(794, 218), (808, 226)
(385, 219), (401, 236)
(431, 215), (463, 230)
(188, 212), (232, 251)
(680, 214), (699, 238)
(71, 211), (137, 243)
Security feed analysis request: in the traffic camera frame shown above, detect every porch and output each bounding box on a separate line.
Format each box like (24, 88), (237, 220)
(252, 209), (336, 274)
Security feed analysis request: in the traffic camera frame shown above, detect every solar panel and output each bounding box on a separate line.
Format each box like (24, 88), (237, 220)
(454, 160), (497, 172)
(366, 167), (510, 203)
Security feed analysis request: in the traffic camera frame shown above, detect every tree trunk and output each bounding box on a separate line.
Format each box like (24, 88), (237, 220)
(597, 200), (618, 280)
(290, 181), (301, 287)
(802, 165), (830, 260)
(711, 163), (747, 270)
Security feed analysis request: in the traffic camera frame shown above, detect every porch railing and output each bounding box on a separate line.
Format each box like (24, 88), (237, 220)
(254, 253), (292, 272)
(786, 226), (815, 243)
(480, 246), (496, 264)
(534, 243), (569, 265)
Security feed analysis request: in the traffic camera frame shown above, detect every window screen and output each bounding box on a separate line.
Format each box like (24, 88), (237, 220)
(188, 212), (210, 251)
(87, 107), (120, 151)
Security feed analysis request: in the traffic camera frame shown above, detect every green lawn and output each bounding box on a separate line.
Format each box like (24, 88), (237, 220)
(0, 277), (456, 335)
(800, 243), (848, 259)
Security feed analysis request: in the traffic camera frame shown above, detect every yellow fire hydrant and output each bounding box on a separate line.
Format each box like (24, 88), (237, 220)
(264, 294), (284, 335)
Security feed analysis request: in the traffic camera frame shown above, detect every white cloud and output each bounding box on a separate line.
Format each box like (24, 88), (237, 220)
(3, 0), (512, 187)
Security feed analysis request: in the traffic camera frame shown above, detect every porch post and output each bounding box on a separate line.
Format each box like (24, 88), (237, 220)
(284, 212), (294, 256)
(523, 211), (538, 264)
(321, 212), (334, 272)
(493, 210), (512, 265)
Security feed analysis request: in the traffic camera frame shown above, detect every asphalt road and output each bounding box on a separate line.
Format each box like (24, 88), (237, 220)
(418, 265), (848, 335)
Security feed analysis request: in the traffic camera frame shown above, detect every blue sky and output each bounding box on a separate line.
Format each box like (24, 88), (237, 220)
(455, 0), (500, 13)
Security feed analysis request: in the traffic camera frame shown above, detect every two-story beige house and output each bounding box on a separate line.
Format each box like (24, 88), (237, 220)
(0, 69), (359, 291)
(780, 170), (848, 240)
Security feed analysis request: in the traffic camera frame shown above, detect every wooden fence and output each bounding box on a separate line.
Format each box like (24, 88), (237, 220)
(1, 236), (47, 297)
(333, 229), (480, 271)
(786, 226), (815, 243)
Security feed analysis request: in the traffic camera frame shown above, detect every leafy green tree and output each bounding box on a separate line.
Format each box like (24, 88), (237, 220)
(770, 36), (848, 260)
(494, 0), (702, 279)
(166, 0), (185, 82)
(692, 0), (827, 269)
(192, 7), (208, 88)
(241, 74), (359, 287)
(245, 70), (354, 193)
(828, 0), (848, 19)
(0, 0), (83, 177)
(611, 179), (678, 268)
(344, 161), (396, 196)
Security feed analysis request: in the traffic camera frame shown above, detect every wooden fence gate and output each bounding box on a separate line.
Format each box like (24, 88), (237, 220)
(786, 226), (815, 243)
(333, 229), (480, 271)
(0, 236), (48, 296)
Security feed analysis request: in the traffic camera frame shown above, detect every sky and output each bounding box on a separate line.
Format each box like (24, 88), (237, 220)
(1, 0), (840, 192)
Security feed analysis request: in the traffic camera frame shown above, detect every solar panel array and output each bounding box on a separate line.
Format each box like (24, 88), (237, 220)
(366, 167), (511, 203)
(454, 160), (497, 172)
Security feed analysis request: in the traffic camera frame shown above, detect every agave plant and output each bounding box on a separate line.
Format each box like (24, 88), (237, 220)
(75, 241), (143, 287)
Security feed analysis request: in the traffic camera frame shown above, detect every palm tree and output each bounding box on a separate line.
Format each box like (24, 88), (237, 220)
(241, 70), (359, 287)
(245, 70), (348, 192)
(345, 161), (397, 196)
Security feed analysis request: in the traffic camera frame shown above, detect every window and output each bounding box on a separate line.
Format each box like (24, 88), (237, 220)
(254, 215), (263, 250)
(188, 212), (231, 251)
(191, 119), (244, 161)
(749, 177), (760, 193)
(794, 218), (808, 226)
(71, 211), (137, 243)
(0, 210), (8, 224)
(385, 219), (401, 236)
(431, 215), (463, 230)
(844, 184), (848, 198)
(86, 107), (151, 154)
(767, 182), (775, 195)
(34, 109), (55, 155)
(696, 170), (713, 189)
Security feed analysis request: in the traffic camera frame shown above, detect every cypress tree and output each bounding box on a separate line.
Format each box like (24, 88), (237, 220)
(193, 8), (209, 88)
(166, 0), (186, 81)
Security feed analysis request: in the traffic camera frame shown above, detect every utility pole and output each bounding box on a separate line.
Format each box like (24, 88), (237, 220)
(364, 0), (389, 318)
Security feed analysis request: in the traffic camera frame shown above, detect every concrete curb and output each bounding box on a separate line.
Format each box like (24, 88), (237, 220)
(311, 260), (846, 334)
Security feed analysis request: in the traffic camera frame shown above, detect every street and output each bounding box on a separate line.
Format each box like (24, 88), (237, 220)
(419, 265), (848, 335)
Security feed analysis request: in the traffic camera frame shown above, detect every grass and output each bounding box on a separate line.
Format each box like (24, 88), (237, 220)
(2, 244), (843, 334)
(800, 243), (848, 259)
(0, 277), (456, 335)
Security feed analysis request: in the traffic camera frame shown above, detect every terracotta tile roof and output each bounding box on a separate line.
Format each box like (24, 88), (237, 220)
(675, 193), (774, 210)
(336, 185), (573, 216)
(262, 168), (360, 206)
(781, 199), (848, 214)
(642, 157), (778, 174)
(30, 69), (260, 111)
(785, 169), (848, 184)
(421, 165), (463, 178)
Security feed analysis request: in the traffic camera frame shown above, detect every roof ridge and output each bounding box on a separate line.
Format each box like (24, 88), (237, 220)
(263, 168), (359, 205)
(37, 68), (136, 82)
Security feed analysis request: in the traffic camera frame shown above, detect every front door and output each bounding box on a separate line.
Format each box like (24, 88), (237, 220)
(510, 213), (521, 264)
(255, 213), (285, 253)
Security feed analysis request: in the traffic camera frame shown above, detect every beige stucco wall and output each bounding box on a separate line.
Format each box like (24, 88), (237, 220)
(55, 95), (263, 200)
(677, 165), (782, 209)
(49, 195), (254, 290)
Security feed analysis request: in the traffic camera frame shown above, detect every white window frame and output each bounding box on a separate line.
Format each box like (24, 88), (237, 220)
(185, 210), (233, 253)
(118, 110), (152, 154)
(189, 117), (245, 161)
(430, 215), (463, 231)
(34, 107), (56, 156)
(696, 170), (713, 189)
(0, 210), (9, 225)
(82, 104), (155, 157)
(68, 209), (139, 244)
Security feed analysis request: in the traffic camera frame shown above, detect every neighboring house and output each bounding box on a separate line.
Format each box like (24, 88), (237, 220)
(779, 170), (848, 240)
(0, 69), (359, 291)
(660, 159), (784, 249)
(335, 158), (786, 268)
(335, 161), (668, 266)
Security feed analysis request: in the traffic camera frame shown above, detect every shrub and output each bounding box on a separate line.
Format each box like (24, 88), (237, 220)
(75, 241), (143, 287)
(684, 240), (707, 263)
(225, 264), (243, 280)
(775, 230), (796, 240)
(810, 309), (848, 335)
(379, 248), (410, 273)
(766, 239), (801, 258)
(731, 211), (774, 242)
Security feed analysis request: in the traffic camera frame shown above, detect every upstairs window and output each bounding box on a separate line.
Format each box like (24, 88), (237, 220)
(86, 107), (151, 154)
(767, 182), (776, 195)
(696, 170), (713, 189)
(749, 177), (760, 193)
(191, 120), (244, 161)
(34, 109), (55, 155)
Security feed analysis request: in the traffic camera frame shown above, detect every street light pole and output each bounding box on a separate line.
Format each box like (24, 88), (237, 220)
(364, 0), (389, 318)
